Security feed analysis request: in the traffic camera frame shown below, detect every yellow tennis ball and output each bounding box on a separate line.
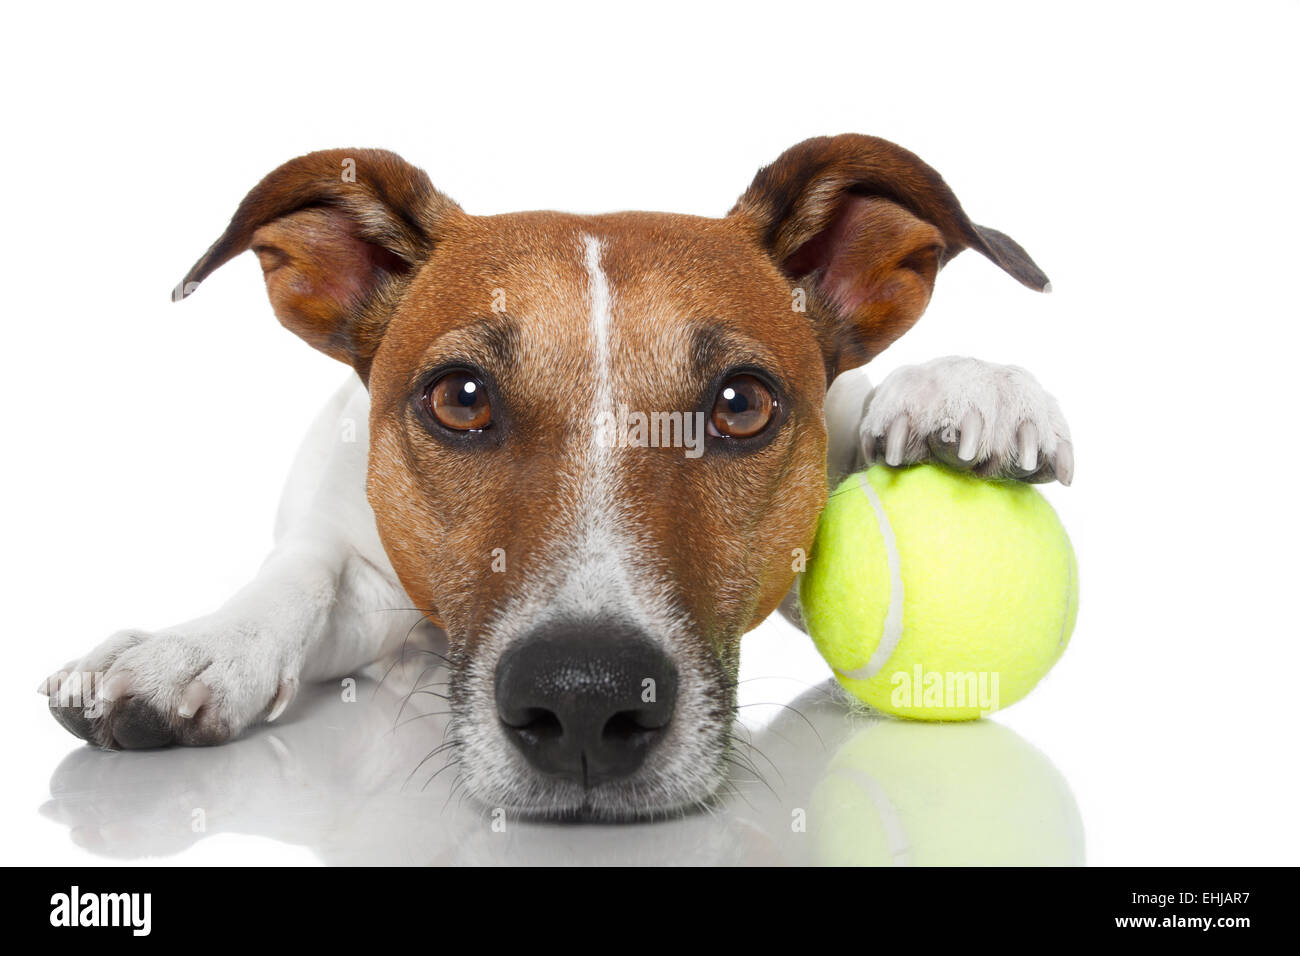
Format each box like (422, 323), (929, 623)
(810, 720), (1085, 865)
(799, 463), (1078, 719)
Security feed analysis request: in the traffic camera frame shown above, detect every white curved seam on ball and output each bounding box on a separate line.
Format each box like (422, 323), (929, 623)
(1057, 547), (1074, 651)
(836, 473), (904, 682)
(838, 767), (911, 865)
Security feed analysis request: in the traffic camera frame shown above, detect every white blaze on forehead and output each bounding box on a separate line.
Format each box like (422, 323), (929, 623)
(568, 233), (628, 614)
(484, 235), (683, 640)
(584, 233), (614, 449)
(541, 233), (655, 624)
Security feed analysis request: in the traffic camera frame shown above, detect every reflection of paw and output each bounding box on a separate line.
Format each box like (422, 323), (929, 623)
(860, 356), (1074, 484)
(43, 746), (221, 858)
(38, 679), (414, 861)
(40, 626), (298, 749)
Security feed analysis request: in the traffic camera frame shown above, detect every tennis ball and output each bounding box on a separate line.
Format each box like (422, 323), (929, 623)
(799, 463), (1077, 719)
(810, 720), (1085, 866)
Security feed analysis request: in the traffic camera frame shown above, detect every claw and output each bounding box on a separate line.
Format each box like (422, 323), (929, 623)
(38, 671), (63, 696)
(39, 660), (80, 696)
(885, 416), (909, 467)
(957, 408), (982, 462)
(177, 679), (211, 719)
(267, 678), (298, 723)
(861, 431), (876, 467)
(51, 670), (92, 709)
(1054, 440), (1075, 486)
(1017, 421), (1039, 473)
(99, 671), (133, 703)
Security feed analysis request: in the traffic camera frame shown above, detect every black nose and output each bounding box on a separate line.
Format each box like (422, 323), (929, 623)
(495, 622), (678, 786)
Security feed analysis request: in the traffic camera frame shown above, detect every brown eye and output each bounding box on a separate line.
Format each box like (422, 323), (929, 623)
(427, 371), (491, 431)
(710, 374), (776, 439)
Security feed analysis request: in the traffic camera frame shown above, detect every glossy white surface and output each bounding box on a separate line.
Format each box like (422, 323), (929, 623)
(31, 644), (1084, 866)
(4, 0), (1298, 866)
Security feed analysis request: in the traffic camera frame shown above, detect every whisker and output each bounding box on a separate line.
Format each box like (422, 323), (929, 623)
(394, 663), (451, 724)
(396, 647), (453, 662)
(718, 775), (757, 812)
(729, 675), (825, 689)
(403, 734), (459, 788)
(455, 784), (476, 812)
(442, 772), (470, 814)
(722, 750), (776, 799)
(735, 701), (825, 748)
(742, 742), (784, 786)
(693, 790), (721, 820)
(391, 710), (454, 731)
(723, 749), (766, 784)
(373, 617), (448, 698)
(725, 729), (786, 787)
(407, 688), (451, 701)
(420, 755), (461, 792)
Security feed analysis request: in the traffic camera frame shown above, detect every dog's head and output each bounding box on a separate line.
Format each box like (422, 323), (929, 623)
(178, 135), (1047, 818)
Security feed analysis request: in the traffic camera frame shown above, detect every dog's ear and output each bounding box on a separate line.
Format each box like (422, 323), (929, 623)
(729, 134), (1049, 376)
(174, 148), (461, 380)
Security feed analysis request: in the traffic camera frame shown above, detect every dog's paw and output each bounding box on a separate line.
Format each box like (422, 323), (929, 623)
(39, 626), (298, 749)
(860, 356), (1074, 484)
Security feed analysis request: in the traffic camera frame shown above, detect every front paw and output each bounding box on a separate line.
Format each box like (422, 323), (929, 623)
(860, 356), (1074, 484)
(39, 627), (297, 749)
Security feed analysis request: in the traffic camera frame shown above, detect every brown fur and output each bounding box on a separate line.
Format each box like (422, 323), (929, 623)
(177, 134), (1046, 680)
(731, 133), (1049, 373)
(360, 211), (827, 662)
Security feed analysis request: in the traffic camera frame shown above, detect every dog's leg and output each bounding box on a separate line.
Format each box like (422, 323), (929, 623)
(778, 357), (1072, 633)
(859, 355), (1074, 484)
(42, 378), (425, 748)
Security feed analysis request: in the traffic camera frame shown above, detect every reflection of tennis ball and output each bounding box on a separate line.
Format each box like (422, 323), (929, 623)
(811, 720), (1084, 866)
(800, 464), (1077, 719)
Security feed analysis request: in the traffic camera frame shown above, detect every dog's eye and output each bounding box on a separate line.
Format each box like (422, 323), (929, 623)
(426, 371), (492, 431)
(709, 375), (776, 439)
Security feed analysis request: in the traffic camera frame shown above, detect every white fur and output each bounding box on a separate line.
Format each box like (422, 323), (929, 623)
(49, 378), (426, 744)
(50, 349), (1071, 809)
(859, 356), (1071, 475)
(824, 364), (877, 483)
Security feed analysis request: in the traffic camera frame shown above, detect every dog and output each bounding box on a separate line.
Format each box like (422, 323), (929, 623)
(42, 134), (1072, 820)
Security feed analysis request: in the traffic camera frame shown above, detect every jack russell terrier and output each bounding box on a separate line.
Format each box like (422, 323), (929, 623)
(42, 134), (1072, 820)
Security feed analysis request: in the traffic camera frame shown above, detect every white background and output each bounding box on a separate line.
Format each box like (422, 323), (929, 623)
(2, 0), (1297, 865)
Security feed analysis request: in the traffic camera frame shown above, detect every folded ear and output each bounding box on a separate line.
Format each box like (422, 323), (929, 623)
(174, 148), (462, 380)
(729, 134), (1049, 376)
